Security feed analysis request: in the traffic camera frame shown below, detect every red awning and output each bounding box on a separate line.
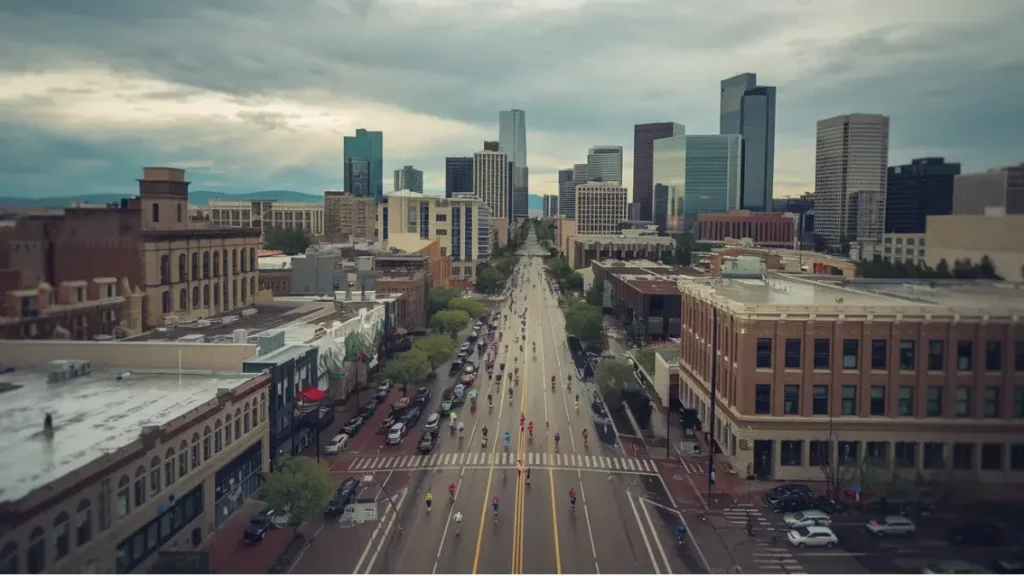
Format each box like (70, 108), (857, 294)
(298, 387), (326, 402)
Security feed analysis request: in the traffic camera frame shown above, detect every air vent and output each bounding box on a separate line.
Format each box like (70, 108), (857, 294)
(47, 359), (92, 383)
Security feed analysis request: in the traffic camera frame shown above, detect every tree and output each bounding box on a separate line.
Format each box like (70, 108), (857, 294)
(263, 227), (312, 255)
(584, 278), (603, 307)
(261, 456), (333, 527)
(563, 301), (603, 348)
(475, 267), (505, 294)
(412, 333), (456, 371)
(428, 286), (461, 314)
(568, 272), (584, 293)
(952, 258), (977, 279)
(430, 309), (471, 336)
(448, 297), (486, 318)
(935, 258), (951, 277)
(594, 359), (636, 412)
(978, 255), (1002, 279)
(382, 349), (431, 395)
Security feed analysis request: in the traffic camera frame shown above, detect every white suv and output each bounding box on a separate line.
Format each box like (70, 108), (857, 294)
(784, 509), (832, 528)
(386, 423), (407, 445)
(787, 526), (838, 548)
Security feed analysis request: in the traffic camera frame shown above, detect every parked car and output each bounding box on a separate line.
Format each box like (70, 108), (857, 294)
(866, 515), (917, 537)
(373, 389), (388, 404)
(386, 423), (408, 445)
(378, 379), (394, 390)
(783, 509), (831, 528)
(324, 477), (361, 516)
(440, 394), (454, 413)
(424, 412), (441, 433)
(377, 415), (398, 435)
(468, 331), (478, 341)
(921, 561), (988, 574)
(323, 433), (351, 455)
(449, 360), (463, 376)
(243, 514), (273, 543)
(401, 406), (422, 428)
(764, 484), (813, 506)
(787, 526), (838, 548)
(359, 399), (377, 419)
(418, 430), (438, 452)
(340, 415), (365, 435)
(414, 387), (431, 405)
(811, 496), (846, 515)
(949, 521), (1006, 547)
(773, 494), (816, 514)
(460, 342), (471, 352)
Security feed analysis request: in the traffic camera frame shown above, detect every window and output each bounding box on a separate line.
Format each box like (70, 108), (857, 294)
(191, 433), (200, 468)
(869, 386), (886, 416)
(871, 339), (887, 370)
(176, 203), (183, 222)
(986, 341), (1002, 372)
(117, 475), (130, 518)
(76, 499), (92, 546)
(809, 385), (828, 415)
(809, 441), (830, 467)
(178, 441), (188, 478)
(957, 340), (973, 372)
(783, 385), (800, 415)
(756, 338), (772, 369)
(215, 420), (223, 453)
(244, 402), (251, 433)
(984, 387), (1000, 418)
(1, 542), (18, 574)
(133, 466), (146, 507)
(926, 386), (942, 417)
(164, 449), (175, 487)
(252, 403), (258, 428)
(203, 426), (212, 460)
(841, 385), (857, 416)
(784, 339), (801, 369)
(754, 384), (771, 414)
(842, 339), (859, 370)
(955, 387), (972, 417)
(53, 512), (69, 561)
(1012, 445), (1024, 471)
(838, 441), (859, 464)
(1017, 341), (1024, 372)
(898, 386), (914, 416)
(781, 441), (803, 466)
(894, 441), (918, 468)
(923, 442), (945, 469)
(234, 408), (242, 438)
(261, 394), (267, 422)
(928, 340), (944, 371)
(1016, 387), (1024, 418)
(151, 203), (160, 223)
(813, 339), (830, 369)
(899, 340), (916, 371)
(225, 414), (233, 445)
(981, 444), (1003, 471)
(866, 441), (889, 464)
(952, 443), (974, 470)
(27, 527), (45, 574)
(150, 457), (161, 496)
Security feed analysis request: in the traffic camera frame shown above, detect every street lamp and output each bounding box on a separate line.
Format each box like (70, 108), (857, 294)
(361, 475), (403, 534)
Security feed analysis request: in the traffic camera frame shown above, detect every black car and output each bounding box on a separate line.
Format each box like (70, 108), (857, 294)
(325, 477), (361, 516)
(449, 360), (463, 377)
(949, 522), (1006, 547)
(418, 430), (438, 453)
(401, 406), (422, 428)
(414, 387), (431, 405)
(243, 515), (273, 543)
(359, 399), (377, 419)
(772, 494), (816, 514)
(340, 415), (365, 435)
(763, 484), (812, 506)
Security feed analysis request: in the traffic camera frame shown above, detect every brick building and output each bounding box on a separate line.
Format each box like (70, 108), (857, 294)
(695, 210), (795, 248)
(0, 277), (141, 340)
(592, 260), (703, 341)
(323, 191), (377, 242)
(375, 269), (428, 332)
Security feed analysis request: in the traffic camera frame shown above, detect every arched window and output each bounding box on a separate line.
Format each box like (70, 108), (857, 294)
(243, 402), (251, 433)
(116, 476), (130, 518)
(0, 541), (18, 574)
(251, 402), (258, 429)
(178, 288), (187, 310)
(203, 251), (210, 278)
(250, 276), (256, 296)
(150, 456), (161, 495)
(231, 249), (238, 273)
(178, 440), (188, 478)
(53, 512), (69, 560)
(203, 284), (210, 307)
(214, 419), (223, 453)
(249, 248), (256, 273)
(234, 408), (242, 438)
(133, 466), (146, 507)
(240, 250), (247, 273)
(222, 250), (228, 276)
(213, 251), (220, 276)
(241, 279), (247, 303)
(213, 282), (220, 307)
(260, 393), (267, 423)
(177, 253), (187, 282)
(191, 252), (199, 280)
(76, 499), (92, 546)
(161, 290), (171, 314)
(192, 286), (199, 308)
(232, 279), (238, 308)
(202, 426), (212, 460)
(164, 448), (176, 487)
(27, 526), (45, 574)
(176, 203), (183, 223)
(190, 433), (200, 469)
(159, 255), (170, 284)
(224, 414), (233, 445)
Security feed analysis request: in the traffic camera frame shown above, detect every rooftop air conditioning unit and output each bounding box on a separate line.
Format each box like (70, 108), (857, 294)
(47, 359), (90, 383)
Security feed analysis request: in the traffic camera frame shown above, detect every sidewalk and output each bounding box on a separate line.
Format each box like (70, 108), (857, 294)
(203, 499), (296, 574)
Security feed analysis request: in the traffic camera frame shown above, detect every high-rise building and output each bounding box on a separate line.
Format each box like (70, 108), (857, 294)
(576, 182), (628, 235)
(343, 129), (384, 201)
(653, 134), (685, 233)
(558, 168), (576, 219)
(952, 163), (1024, 216)
(473, 144), (510, 221)
(813, 114), (890, 246)
(633, 123), (685, 221)
(499, 109), (529, 219)
(445, 157), (474, 198)
(720, 73), (776, 212)
(393, 165), (423, 193)
(885, 158), (961, 234)
(543, 195), (560, 218)
(573, 164), (589, 187)
(324, 191), (377, 242)
(586, 146), (623, 184)
(683, 135), (743, 229)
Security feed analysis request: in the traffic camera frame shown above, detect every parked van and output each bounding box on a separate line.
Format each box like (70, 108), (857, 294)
(324, 433), (351, 455)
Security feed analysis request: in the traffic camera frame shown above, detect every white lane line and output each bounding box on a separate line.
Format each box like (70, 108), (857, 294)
(627, 492), (661, 574)
(431, 474), (469, 574)
(639, 497), (673, 574)
(359, 487), (408, 574)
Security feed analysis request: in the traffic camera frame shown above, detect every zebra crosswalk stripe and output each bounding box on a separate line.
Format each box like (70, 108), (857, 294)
(346, 452), (660, 473)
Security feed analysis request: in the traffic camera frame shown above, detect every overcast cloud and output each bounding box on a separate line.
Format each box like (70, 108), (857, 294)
(1, 0), (1022, 200)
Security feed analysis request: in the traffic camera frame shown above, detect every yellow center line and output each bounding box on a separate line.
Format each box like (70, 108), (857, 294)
(538, 285), (563, 575)
(513, 286), (531, 574)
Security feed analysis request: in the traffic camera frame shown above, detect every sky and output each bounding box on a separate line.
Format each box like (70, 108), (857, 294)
(1, 0), (1022, 201)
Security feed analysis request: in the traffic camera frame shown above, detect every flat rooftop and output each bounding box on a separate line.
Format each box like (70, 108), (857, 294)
(0, 366), (256, 503)
(625, 279), (683, 295)
(126, 302), (323, 343)
(571, 234), (675, 244)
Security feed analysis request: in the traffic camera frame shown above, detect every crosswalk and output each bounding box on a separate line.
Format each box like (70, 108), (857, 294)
(679, 460), (706, 474)
(346, 451), (659, 474)
(726, 503), (805, 574)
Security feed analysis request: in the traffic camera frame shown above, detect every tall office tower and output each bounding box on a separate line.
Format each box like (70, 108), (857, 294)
(720, 73), (776, 212)
(543, 195), (560, 218)
(952, 163), (1024, 215)
(393, 165), (424, 193)
(573, 164), (589, 187)
(499, 109), (529, 218)
(627, 203), (642, 221)
(633, 122), (685, 221)
(813, 114), (890, 246)
(473, 143), (510, 219)
(343, 128), (384, 200)
(445, 157), (475, 197)
(576, 182), (628, 235)
(587, 146), (623, 183)
(885, 158), (961, 233)
(558, 168), (576, 218)
(856, 189), (886, 242)
(652, 135), (685, 233)
(653, 134), (742, 233)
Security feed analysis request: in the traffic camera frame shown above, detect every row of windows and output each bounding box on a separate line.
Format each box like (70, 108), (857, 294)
(157, 248), (257, 285)
(159, 277), (255, 314)
(0, 397), (265, 575)
(753, 382), (1024, 418)
(777, 439), (1024, 473)
(115, 486), (204, 574)
(755, 337), (1024, 373)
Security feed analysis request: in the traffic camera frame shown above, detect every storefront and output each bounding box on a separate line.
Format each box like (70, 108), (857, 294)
(214, 441), (264, 527)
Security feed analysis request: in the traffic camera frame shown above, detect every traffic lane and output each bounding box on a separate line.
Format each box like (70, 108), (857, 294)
(546, 469), (596, 574)
(473, 464), (520, 574)
(578, 470), (664, 574)
(380, 466), (467, 574)
(430, 466), (497, 574)
(520, 467), (571, 574)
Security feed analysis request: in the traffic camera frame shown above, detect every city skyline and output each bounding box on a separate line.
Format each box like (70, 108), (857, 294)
(0, 1), (1022, 200)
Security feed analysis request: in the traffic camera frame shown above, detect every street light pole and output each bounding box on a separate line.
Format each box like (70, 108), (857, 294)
(361, 475), (402, 533)
(707, 307), (719, 504)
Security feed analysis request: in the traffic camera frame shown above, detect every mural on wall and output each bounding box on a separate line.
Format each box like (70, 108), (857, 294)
(318, 305), (386, 398)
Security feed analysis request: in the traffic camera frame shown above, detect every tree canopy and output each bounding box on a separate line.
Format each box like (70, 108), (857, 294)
(261, 456), (333, 526)
(430, 309), (472, 336)
(584, 277), (603, 306)
(412, 333), (456, 370)
(475, 267), (506, 294)
(856, 255), (1003, 280)
(594, 359), (637, 412)
(263, 226), (312, 256)
(448, 297), (486, 318)
(428, 286), (461, 314)
(562, 300), (603, 348)
(382, 349), (431, 394)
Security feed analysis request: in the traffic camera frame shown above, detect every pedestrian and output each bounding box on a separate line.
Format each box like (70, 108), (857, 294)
(526, 467), (531, 485)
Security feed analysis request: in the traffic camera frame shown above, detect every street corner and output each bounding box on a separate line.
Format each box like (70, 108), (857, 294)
(203, 503), (295, 575)
(654, 461), (704, 507)
(618, 436), (648, 458)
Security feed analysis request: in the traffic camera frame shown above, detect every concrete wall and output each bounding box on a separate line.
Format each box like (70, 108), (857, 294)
(0, 340), (257, 371)
(926, 214), (1024, 282)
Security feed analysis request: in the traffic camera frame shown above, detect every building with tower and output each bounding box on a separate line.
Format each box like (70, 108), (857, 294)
(576, 182), (628, 235)
(557, 168), (576, 219)
(885, 158), (960, 234)
(393, 165), (423, 193)
(445, 157), (474, 198)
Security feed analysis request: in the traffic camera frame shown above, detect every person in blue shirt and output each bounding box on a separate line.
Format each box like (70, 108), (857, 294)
(676, 525), (687, 543)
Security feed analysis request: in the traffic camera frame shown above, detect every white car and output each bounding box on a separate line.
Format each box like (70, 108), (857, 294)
(787, 526), (838, 548)
(424, 412), (441, 433)
(323, 433), (350, 455)
(783, 509), (831, 528)
(463, 363), (477, 375)
(386, 423), (407, 445)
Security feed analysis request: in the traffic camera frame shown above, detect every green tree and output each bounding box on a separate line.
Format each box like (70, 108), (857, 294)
(978, 255), (1002, 279)
(448, 297), (486, 318)
(594, 358), (637, 412)
(475, 267), (505, 294)
(412, 333), (456, 371)
(935, 258), (951, 277)
(382, 349), (431, 395)
(428, 286), (461, 314)
(584, 277), (603, 306)
(263, 227), (312, 255)
(261, 456), (333, 526)
(563, 301), (603, 348)
(430, 309), (471, 336)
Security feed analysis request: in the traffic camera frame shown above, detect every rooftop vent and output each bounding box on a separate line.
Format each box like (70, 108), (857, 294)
(47, 359), (93, 383)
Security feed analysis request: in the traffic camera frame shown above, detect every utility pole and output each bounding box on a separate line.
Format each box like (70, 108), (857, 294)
(707, 307), (719, 504)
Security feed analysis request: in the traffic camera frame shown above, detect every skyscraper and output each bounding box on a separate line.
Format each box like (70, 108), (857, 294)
(885, 158), (961, 234)
(393, 165), (423, 193)
(576, 182), (628, 235)
(684, 135), (743, 227)
(633, 122), (685, 221)
(445, 157), (474, 197)
(720, 73), (776, 212)
(586, 146), (623, 183)
(813, 114), (890, 246)
(543, 195), (560, 218)
(473, 143), (510, 220)
(343, 128), (384, 201)
(558, 168), (576, 218)
(499, 109), (529, 219)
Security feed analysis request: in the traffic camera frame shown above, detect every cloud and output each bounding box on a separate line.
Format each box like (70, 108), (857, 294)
(0, 0), (1022, 201)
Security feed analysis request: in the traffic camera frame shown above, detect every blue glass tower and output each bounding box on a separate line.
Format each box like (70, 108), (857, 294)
(344, 129), (384, 201)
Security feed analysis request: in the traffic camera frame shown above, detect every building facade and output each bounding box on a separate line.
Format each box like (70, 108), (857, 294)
(952, 164), (1024, 216)
(633, 122), (685, 221)
(1, 277), (135, 340)
(696, 210), (795, 248)
(208, 200), (324, 238)
(375, 268), (428, 332)
(685, 134), (743, 230)
(566, 234), (675, 270)
(499, 109), (529, 219)
(720, 73), (777, 212)
(885, 158), (961, 234)
(473, 146), (510, 221)
(323, 191), (377, 242)
(653, 134), (686, 233)
(243, 337), (318, 461)
(393, 165), (424, 193)
(881, 233), (927, 266)
(343, 129), (384, 201)
(813, 114), (890, 247)
(557, 169), (575, 218)
(575, 182), (628, 235)
(586, 146), (623, 184)
(925, 214), (1024, 282)
(445, 157), (474, 198)
(542, 195), (560, 218)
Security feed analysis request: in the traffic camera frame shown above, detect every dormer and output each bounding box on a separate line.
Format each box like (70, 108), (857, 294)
(91, 277), (118, 300)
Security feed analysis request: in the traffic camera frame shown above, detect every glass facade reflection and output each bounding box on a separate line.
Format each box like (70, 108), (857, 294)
(683, 135), (743, 229)
(653, 136), (687, 233)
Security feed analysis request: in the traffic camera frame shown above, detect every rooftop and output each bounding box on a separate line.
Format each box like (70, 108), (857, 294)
(126, 302), (323, 342)
(0, 366), (258, 502)
(570, 234), (675, 244)
(259, 255), (293, 271)
(625, 278), (683, 295)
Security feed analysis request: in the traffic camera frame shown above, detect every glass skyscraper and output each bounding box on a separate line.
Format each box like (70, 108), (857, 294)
(499, 109), (528, 219)
(684, 135), (743, 229)
(653, 136), (686, 233)
(720, 73), (776, 212)
(586, 146), (623, 183)
(344, 128), (383, 201)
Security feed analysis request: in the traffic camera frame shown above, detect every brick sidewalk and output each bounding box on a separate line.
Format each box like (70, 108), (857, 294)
(203, 500), (295, 574)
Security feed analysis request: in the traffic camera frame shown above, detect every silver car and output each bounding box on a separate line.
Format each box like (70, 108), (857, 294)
(866, 515), (917, 537)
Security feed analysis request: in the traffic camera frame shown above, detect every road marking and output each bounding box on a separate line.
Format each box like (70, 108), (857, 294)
(639, 497), (673, 574)
(353, 486), (407, 573)
(627, 492), (661, 574)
